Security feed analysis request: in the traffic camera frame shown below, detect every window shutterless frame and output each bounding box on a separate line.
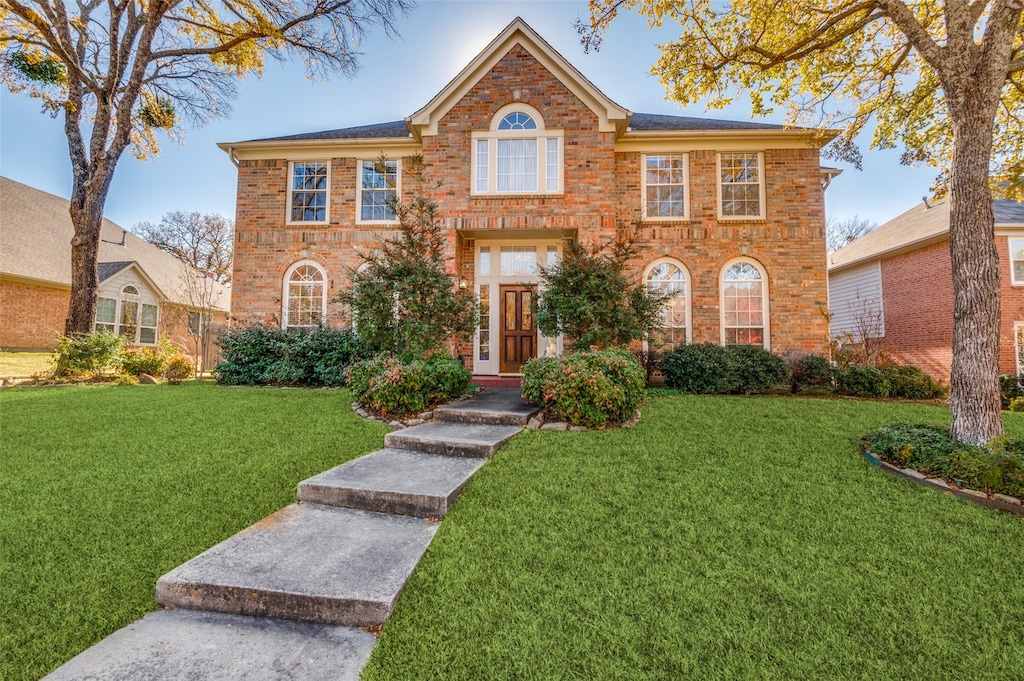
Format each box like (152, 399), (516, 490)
(471, 103), (563, 196)
(717, 152), (766, 220)
(641, 154), (689, 221)
(286, 161), (330, 225)
(356, 158), (400, 224)
(720, 257), (770, 349)
(1008, 237), (1024, 286)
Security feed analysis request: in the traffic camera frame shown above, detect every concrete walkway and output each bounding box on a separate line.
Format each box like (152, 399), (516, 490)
(46, 388), (537, 680)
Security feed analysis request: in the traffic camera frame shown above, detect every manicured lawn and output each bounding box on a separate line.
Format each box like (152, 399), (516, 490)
(0, 382), (388, 681)
(364, 396), (1024, 680)
(0, 351), (54, 378)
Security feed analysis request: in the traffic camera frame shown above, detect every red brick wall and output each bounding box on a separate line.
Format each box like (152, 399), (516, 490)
(880, 235), (1024, 381)
(0, 278), (69, 349)
(615, 148), (829, 353)
(228, 46), (831, 370)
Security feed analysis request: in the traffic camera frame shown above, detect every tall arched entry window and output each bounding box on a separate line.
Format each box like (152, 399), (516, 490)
(644, 258), (690, 348)
(283, 261), (326, 329)
(721, 258), (769, 348)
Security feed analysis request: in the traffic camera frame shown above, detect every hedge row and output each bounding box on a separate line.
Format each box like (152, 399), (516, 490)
(659, 343), (945, 399)
(214, 325), (366, 386)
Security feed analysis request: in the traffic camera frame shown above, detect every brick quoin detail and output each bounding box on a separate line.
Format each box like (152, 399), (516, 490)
(229, 45), (830, 372)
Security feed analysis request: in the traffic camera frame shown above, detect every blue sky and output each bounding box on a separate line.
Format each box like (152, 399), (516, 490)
(0, 0), (938, 231)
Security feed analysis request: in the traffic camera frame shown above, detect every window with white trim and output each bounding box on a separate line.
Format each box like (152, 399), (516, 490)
(1016, 322), (1024, 375)
(94, 286), (158, 344)
(722, 260), (768, 347)
(284, 262), (326, 329)
(472, 105), (563, 195)
(645, 259), (689, 347)
(1009, 238), (1024, 285)
(358, 159), (398, 223)
(719, 152), (764, 219)
(288, 161), (329, 223)
(643, 154), (688, 220)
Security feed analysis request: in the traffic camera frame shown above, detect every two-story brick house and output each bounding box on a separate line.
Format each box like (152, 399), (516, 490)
(221, 18), (836, 376)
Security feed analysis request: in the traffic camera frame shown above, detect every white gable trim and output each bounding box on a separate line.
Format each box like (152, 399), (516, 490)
(407, 17), (630, 137)
(99, 262), (168, 301)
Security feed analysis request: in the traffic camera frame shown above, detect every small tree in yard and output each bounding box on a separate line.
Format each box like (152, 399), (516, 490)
(580, 0), (1023, 445)
(341, 156), (478, 357)
(162, 269), (226, 378)
(536, 227), (670, 350)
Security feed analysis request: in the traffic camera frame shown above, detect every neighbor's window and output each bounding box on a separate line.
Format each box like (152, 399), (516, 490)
(284, 262), (326, 329)
(645, 259), (689, 347)
(722, 260), (768, 347)
(1009, 238), (1024, 285)
(95, 297), (117, 334)
(289, 161), (329, 223)
(472, 105), (563, 195)
(643, 154), (688, 219)
(94, 286), (158, 344)
(719, 152), (764, 219)
(358, 159), (398, 223)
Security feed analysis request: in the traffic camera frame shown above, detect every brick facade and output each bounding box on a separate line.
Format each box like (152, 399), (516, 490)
(881, 236), (1024, 380)
(227, 26), (831, 374)
(0, 278), (69, 350)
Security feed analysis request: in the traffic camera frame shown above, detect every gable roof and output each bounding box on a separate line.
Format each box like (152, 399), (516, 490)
(0, 177), (230, 312)
(408, 17), (630, 136)
(828, 197), (1024, 272)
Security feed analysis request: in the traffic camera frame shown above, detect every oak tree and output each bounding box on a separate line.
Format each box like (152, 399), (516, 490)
(827, 215), (877, 253)
(135, 211), (234, 283)
(0, 0), (409, 334)
(580, 0), (1023, 445)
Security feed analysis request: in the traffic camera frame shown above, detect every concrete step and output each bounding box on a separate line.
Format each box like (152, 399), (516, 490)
(156, 503), (437, 627)
(44, 609), (375, 681)
(297, 448), (485, 517)
(435, 387), (539, 426)
(384, 421), (522, 458)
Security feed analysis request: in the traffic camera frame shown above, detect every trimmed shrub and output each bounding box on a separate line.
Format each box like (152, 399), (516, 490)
(215, 325), (365, 386)
(727, 345), (789, 393)
(111, 373), (139, 386)
(861, 423), (1024, 498)
(120, 347), (166, 377)
(881, 364), (946, 399)
(784, 351), (833, 393)
(347, 354), (471, 418)
(662, 343), (738, 394)
(999, 374), (1024, 409)
(836, 364), (890, 398)
(164, 354), (195, 385)
(522, 349), (645, 428)
(52, 331), (125, 377)
(1010, 397), (1024, 413)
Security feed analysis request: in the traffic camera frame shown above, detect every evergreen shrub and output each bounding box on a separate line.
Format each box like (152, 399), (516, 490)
(521, 349), (645, 428)
(52, 331), (126, 377)
(836, 364), (890, 398)
(662, 343), (787, 394)
(215, 325), (365, 386)
(346, 354), (471, 418)
(881, 364), (945, 399)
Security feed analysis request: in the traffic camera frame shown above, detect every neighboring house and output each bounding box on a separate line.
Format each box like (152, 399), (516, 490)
(0, 177), (230, 366)
(220, 18), (837, 376)
(828, 197), (1024, 380)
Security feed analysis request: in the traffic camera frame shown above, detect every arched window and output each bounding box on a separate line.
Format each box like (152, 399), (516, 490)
(645, 259), (689, 347)
(497, 112), (538, 130)
(283, 261), (326, 329)
(721, 259), (769, 348)
(473, 104), (562, 195)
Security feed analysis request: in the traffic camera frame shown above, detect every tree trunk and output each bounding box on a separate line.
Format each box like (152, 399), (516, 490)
(947, 101), (1003, 446)
(64, 171), (115, 334)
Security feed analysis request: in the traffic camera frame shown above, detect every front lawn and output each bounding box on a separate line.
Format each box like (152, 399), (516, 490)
(364, 395), (1024, 680)
(0, 382), (388, 681)
(0, 351), (53, 378)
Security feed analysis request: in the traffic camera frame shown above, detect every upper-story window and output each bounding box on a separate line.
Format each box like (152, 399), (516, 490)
(288, 161), (329, 223)
(721, 259), (769, 348)
(643, 154), (688, 220)
(283, 261), (326, 329)
(358, 159), (399, 223)
(718, 152), (765, 219)
(1009, 238), (1024, 285)
(472, 104), (563, 195)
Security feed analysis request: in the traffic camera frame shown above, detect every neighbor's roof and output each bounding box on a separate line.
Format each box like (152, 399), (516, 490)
(0, 177), (230, 311)
(828, 197), (1024, 271)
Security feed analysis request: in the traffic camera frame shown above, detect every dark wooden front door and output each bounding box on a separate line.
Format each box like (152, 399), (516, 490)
(499, 285), (536, 373)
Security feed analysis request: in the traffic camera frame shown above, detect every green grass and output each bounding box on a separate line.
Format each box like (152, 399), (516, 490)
(0, 382), (388, 681)
(0, 351), (54, 378)
(364, 395), (1024, 681)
